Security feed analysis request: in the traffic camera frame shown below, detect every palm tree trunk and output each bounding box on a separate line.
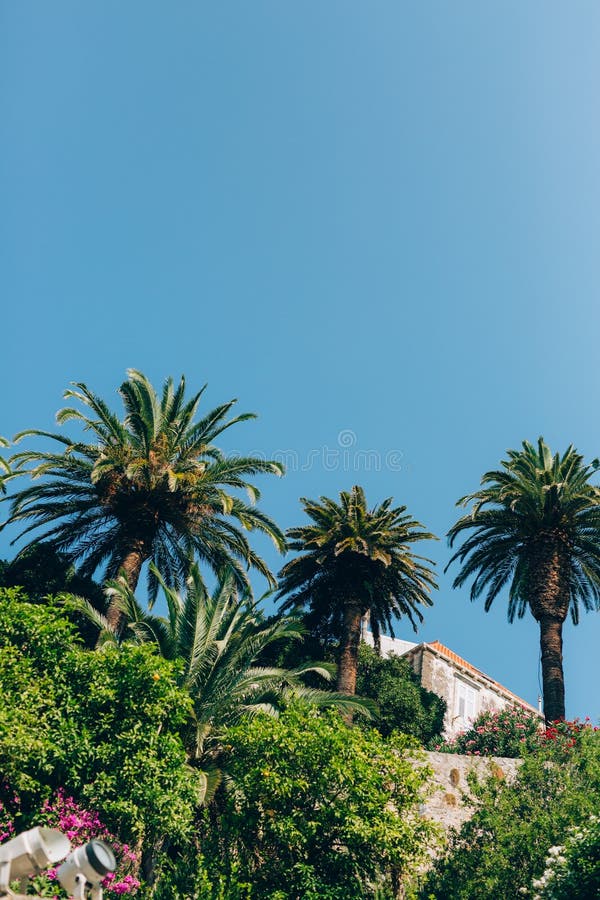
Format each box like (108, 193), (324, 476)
(539, 615), (565, 723)
(337, 601), (362, 695)
(106, 544), (146, 631)
(528, 539), (568, 724)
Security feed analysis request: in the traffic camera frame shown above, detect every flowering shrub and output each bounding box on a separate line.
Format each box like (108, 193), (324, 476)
(0, 788), (20, 844)
(543, 717), (600, 753)
(0, 790), (140, 897)
(429, 705), (542, 757)
(530, 816), (600, 899)
(429, 707), (599, 758)
(419, 726), (600, 899)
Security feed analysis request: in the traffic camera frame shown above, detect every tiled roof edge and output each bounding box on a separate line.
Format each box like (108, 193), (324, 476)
(406, 640), (541, 715)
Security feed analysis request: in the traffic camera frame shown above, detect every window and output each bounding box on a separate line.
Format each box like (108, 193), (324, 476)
(454, 678), (478, 728)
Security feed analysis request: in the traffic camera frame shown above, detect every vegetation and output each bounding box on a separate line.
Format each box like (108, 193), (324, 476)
(420, 725), (600, 899)
(447, 437), (600, 721)
(2, 370), (286, 628)
(73, 564), (370, 791)
(5, 377), (600, 898)
(356, 643), (445, 743)
(0, 588), (201, 880)
(429, 705), (543, 757)
(278, 485), (437, 693)
(0, 590), (437, 898)
(196, 704), (440, 899)
(532, 815), (600, 899)
(0, 543), (103, 604)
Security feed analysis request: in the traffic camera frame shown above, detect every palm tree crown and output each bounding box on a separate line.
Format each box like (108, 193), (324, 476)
(447, 437), (600, 721)
(2, 370), (286, 615)
(278, 485), (437, 694)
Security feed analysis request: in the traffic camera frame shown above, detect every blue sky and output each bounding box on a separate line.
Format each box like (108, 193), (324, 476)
(2, 2), (600, 719)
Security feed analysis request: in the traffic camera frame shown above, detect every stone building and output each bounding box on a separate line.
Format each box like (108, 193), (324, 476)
(362, 625), (542, 737)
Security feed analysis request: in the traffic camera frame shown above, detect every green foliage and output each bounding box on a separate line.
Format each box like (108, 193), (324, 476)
(0, 544), (105, 645)
(0, 589), (201, 853)
(532, 816), (600, 899)
(429, 705), (542, 757)
(201, 704), (440, 899)
(356, 643), (445, 743)
(74, 564), (372, 794)
(446, 438), (600, 721)
(420, 728), (600, 900)
(447, 438), (600, 624)
(278, 485), (437, 692)
(3, 369), (285, 602)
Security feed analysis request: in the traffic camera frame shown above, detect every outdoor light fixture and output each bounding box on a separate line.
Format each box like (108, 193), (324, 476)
(57, 839), (117, 899)
(0, 826), (71, 895)
(0, 826), (117, 900)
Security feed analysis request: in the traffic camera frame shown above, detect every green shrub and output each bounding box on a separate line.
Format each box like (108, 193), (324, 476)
(356, 644), (446, 743)
(201, 704), (440, 899)
(429, 705), (542, 757)
(0, 589), (201, 859)
(419, 728), (600, 899)
(532, 815), (600, 899)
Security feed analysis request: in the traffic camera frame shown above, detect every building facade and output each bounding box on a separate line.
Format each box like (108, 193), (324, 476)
(362, 626), (542, 737)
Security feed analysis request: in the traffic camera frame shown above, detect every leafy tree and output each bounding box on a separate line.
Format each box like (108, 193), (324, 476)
(278, 485), (437, 694)
(72, 565), (372, 793)
(2, 370), (286, 627)
(419, 726), (600, 900)
(201, 704), (440, 899)
(447, 438), (600, 722)
(356, 643), (445, 743)
(0, 588), (202, 871)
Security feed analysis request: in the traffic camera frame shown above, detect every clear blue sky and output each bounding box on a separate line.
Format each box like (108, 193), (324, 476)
(2, 2), (600, 720)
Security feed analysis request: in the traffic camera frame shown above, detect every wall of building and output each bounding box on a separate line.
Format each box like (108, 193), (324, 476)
(417, 648), (538, 737)
(417, 750), (521, 831)
(361, 629), (417, 657)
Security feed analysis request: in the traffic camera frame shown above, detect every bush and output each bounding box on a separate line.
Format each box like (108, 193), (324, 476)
(0, 589), (202, 871)
(532, 815), (600, 899)
(430, 707), (599, 759)
(429, 705), (542, 757)
(356, 644), (446, 743)
(201, 704), (440, 899)
(23, 791), (141, 897)
(419, 727), (600, 899)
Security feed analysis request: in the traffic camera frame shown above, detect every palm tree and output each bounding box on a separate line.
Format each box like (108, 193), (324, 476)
(447, 438), (600, 723)
(2, 370), (286, 627)
(73, 564), (371, 795)
(277, 485), (437, 694)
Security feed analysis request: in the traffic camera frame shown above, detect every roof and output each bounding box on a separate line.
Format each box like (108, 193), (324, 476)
(407, 639), (541, 715)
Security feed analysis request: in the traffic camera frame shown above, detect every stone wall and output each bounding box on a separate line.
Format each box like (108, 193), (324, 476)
(417, 750), (521, 831)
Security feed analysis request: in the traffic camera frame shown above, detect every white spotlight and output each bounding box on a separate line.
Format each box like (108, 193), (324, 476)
(57, 839), (117, 899)
(0, 826), (71, 891)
